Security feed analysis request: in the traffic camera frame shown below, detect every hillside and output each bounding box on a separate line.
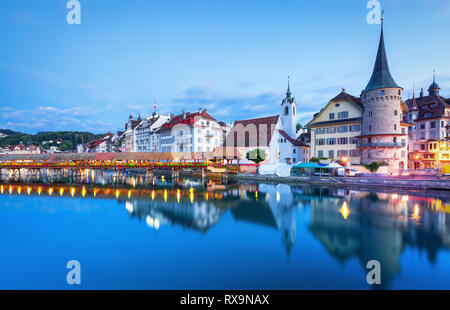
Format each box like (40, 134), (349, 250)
(0, 131), (104, 151)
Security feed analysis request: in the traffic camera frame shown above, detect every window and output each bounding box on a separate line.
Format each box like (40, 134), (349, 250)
(394, 110), (398, 115)
(335, 104), (340, 107)
(369, 125), (372, 131)
(338, 111), (349, 119)
(350, 137), (358, 144)
(318, 151), (323, 158)
(327, 138), (336, 145)
(285, 106), (289, 115)
(350, 124), (361, 132)
(394, 124), (397, 130)
(293, 149), (296, 154)
(316, 139), (326, 145)
(338, 126), (348, 133)
(338, 138), (348, 145)
(326, 127), (336, 134)
(402, 128), (406, 134)
(349, 150), (361, 157)
(420, 123), (425, 130)
(380, 90), (385, 96)
(337, 150), (348, 157)
(328, 150), (334, 158)
(368, 111), (373, 117)
(430, 121), (436, 129)
(329, 113), (335, 120)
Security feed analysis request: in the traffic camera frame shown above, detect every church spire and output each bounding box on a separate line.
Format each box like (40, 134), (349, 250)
(286, 76), (291, 98)
(363, 12), (400, 93)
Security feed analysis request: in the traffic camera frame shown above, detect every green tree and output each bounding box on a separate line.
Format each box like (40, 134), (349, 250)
(246, 148), (266, 164)
(296, 123), (303, 132)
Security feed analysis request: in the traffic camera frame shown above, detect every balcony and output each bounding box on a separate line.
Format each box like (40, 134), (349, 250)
(357, 142), (406, 148)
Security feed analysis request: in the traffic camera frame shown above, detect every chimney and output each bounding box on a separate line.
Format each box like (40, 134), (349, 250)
(420, 88), (424, 98)
(183, 110), (186, 119)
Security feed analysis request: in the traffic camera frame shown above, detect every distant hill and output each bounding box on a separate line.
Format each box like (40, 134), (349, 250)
(0, 129), (22, 136)
(0, 130), (105, 151)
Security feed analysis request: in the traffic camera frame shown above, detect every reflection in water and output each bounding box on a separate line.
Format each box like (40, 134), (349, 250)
(1, 169), (450, 289)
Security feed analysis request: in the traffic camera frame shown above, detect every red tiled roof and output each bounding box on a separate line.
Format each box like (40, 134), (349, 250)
(161, 111), (217, 129)
(278, 130), (310, 147)
(224, 115), (279, 147)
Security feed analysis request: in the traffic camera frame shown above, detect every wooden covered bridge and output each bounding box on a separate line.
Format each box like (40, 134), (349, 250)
(0, 148), (248, 178)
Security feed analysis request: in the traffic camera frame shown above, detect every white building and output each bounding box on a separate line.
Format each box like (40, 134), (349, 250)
(159, 109), (229, 153)
(134, 113), (170, 152)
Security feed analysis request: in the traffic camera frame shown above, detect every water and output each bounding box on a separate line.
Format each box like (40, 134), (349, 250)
(0, 170), (450, 290)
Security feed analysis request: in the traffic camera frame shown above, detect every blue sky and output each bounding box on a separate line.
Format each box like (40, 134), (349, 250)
(1, 0), (449, 134)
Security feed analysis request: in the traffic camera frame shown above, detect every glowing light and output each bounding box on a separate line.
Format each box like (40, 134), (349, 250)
(401, 195), (409, 202)
(71, 187), (76, 197)
(255, 190), (258, 201)
(93, 189), (98, 197)
(132, 177), (136, 188)
(205, 192), (209, 201)
(91, 170), (95, 181)
(339, 201), (350, 220)
(17, 186), (22, 195)
(27, 187), (32, 195)
(125, 201), (133, 213)
(154, 218), (160, 230)
(38, 187), (42, 195)
(82, 186), (86, 198)
(146, 215), (154, 227)
(413, 204), (420, 219)
(48, 188), (53, 196)
(392, 194), (398, 199)
(9, 186), (12, 194)
(190, 190), (194, 204)
(0, 185), (3, 194)
(151, 190), (155, 200)
(164, 189), (167, 202)
(128, 190), (132, 199)
(276, 191), (280, 202)
(177, 189), (180, 203)
(59, 188), (64, 196)
(115, 189), (120, 199)
(161, 176), (165, 183)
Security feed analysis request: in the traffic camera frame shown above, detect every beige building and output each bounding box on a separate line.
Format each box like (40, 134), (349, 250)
(307, 90), (362, 164)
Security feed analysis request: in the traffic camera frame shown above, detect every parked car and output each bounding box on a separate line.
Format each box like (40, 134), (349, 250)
(337, 168), (361, 177)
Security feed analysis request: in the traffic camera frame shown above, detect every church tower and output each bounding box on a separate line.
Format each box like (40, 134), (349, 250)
(428, 71), (440, 96)
(360, 16), (407, 171)
(281, 77), (297, 137)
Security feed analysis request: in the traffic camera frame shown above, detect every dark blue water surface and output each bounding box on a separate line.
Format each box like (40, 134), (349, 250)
(1, 171), (450, 290)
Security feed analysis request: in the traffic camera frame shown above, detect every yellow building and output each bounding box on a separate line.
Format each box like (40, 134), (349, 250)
(306, 90), (363, 164)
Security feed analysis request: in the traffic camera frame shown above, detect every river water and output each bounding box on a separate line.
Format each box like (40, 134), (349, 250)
(0, 170), (449, 289)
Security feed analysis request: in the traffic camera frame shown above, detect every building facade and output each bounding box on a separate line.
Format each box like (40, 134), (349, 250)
(134, 113), (170, 152)
(306, 90), (363, 164)
(159, 109), (229, 153)
(405, 75), (450, 170)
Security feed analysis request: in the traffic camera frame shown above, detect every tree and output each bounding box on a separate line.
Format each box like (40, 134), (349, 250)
(296, 123), (303, 132)
(246, 148), (266, 164)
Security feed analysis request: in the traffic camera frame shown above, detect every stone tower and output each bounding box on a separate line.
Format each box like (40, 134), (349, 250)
(281, 77), (297, 137)
(360, 18), (407, 171)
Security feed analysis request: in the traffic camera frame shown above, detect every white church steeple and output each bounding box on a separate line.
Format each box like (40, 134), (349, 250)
(281, 76), (297, 137)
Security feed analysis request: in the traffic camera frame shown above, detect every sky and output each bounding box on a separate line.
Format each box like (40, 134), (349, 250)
(1, 0), (450, 134)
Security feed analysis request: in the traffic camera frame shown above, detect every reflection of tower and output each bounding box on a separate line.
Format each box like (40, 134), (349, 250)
(280, 206), (296, 255)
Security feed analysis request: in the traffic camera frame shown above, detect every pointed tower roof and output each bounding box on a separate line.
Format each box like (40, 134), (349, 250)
(286, 76), (292, 98)
(428, 71), (440, 92)
(363, 17), (400, 94)
(411, 84), (418, 111)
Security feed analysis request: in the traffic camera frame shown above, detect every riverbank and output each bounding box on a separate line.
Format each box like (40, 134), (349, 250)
(231, 174), (450, 191)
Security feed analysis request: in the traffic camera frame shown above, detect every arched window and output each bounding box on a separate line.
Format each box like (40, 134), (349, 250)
(293, 106), (296, 115)
(284, 106), (289, 115)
